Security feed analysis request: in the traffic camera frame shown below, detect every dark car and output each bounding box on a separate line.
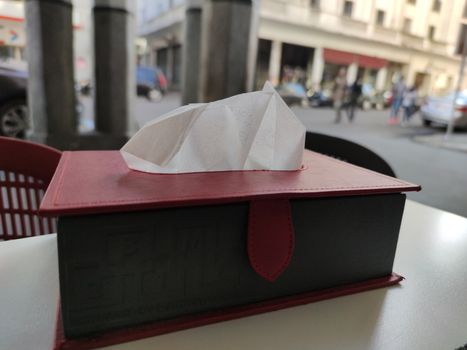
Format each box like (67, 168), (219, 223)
(0, 62), (28, 138)
(136, 66), (167, 102)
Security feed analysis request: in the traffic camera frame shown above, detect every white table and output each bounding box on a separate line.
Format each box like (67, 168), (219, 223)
(1, 200), (467, 350)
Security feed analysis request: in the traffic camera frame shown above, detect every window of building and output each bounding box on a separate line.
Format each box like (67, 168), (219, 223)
(343, 1), (353, 17)
(407, 0), (416, 4)
(403, 18), (412, 33)
(432, 0), (441, 12)
(428, 26), (436, 40)
(310, 0), (320, 10)
(0, 46), (15, 61)
(376, 10), (385, 26)
(456, 24), (467, 54)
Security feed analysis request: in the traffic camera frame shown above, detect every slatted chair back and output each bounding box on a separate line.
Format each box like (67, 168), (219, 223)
(0, 137), (61, 240)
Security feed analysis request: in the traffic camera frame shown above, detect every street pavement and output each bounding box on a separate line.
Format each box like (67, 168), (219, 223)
(294, 107), (467, 218)
(83, 93), (467, 217)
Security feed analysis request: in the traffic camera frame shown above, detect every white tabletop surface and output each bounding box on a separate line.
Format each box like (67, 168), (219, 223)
(1, 200), (467, 350)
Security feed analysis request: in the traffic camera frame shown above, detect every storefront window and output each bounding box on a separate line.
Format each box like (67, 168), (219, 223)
(0, 46), (15, 61)
(343, 1), (353, 17)
(376, 10), (385, 26)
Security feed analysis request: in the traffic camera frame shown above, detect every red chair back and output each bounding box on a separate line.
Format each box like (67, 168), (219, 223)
(0, 137), (61, 240)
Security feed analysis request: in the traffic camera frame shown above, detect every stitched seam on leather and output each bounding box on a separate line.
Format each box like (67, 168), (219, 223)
(50, 150), (417, 208)
(248, 201), (259, 277)
(50, 183), (414, 207)
(248, 201), (271, 281)
(52, 152), (70, 205)
(311, 151), (409, 186)
(266, 200), (294, 281)
(281, 200), (294, 278)
(248, 200), (294, 281)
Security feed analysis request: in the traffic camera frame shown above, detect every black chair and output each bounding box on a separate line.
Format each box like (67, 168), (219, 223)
(305, 132), (396, 177)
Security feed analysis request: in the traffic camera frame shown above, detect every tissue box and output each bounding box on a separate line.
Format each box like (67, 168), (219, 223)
(40, 149), (419, 344)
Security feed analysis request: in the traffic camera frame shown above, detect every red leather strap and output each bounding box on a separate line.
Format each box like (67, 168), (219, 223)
(248, 199), (294, 282)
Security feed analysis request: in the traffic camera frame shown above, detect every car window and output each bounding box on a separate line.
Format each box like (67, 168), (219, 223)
(137, 67), (154, 82)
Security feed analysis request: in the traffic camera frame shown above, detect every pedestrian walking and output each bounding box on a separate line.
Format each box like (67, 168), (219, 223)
(389, 75), (406, 125)
(333, 67), (347, 123)
(346, 77), (363, 122)
(401, 85), (417, 126)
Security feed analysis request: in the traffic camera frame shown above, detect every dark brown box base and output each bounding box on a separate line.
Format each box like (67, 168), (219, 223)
(54, 273), (403, 350)
(57, 193), (405, 339)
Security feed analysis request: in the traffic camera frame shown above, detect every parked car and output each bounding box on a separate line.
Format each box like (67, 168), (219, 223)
(1, 62), (87, 138)
(360, 84), (391, 110)
(275, 82), (309, 107)
(0, 62), (28, 138)
(420, 91), (467, 128)
(136, 66), (167, 102)
(308, 89), (333, 107)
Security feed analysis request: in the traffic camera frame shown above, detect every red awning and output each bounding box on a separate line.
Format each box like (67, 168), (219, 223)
(0, 15), (82, 29)
(323, 48), (387, 69)
(0, 15), (24, 23)
(357, 54), (387, 69)
(323, 48), (357, 65)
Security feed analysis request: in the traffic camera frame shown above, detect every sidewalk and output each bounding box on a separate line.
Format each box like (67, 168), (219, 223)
(413, 133), (467, 153)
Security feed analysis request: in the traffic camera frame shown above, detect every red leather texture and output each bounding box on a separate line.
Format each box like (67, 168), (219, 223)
(40, 150), (420, 216)
(54, 273), (403, 350)
(248, 199), (294, 281)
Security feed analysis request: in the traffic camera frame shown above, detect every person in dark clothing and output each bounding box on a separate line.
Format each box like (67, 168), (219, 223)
(389, 75), (406, 124)
(333, 67), (348, 123)
(346, 77), (363, 122)
(401, 85), (417, 126)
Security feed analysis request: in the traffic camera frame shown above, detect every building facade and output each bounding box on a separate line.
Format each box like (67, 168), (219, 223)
(0, 0), (93, 83)
(0, 1), (26, 62)
(137, 0), (185, 90)
(138, 0), (467, 96)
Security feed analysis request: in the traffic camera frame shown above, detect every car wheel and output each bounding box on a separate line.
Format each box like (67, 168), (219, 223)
(0, 99), (28, 138)
(146, 89), (162, 102)
(422, 119), (432, 127)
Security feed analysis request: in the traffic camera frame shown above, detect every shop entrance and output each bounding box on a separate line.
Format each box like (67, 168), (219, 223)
(280, 43), (313, 86)
(415, 72), (430, 95)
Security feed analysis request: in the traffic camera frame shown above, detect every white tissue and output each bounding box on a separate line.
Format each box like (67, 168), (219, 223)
(121, 82), (306, 173)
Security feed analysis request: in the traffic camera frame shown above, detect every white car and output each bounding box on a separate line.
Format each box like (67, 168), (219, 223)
(420, 91), (467, 128)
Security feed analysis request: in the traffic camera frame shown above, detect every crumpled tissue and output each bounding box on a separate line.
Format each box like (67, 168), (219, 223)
(121, 82), (306, 173)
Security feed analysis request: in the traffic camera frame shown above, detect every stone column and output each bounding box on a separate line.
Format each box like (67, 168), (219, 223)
(200, 0), (254, 102)
(14, 47), (21, 61)
(25, 0), (77, 148)
(268, 40), (282, 86)
(347, 62), (359, 84)
(91, 0), (135, 148)
(311, 46), (324, 90)
(376, 66), (388, 90)
(246, 0), (260, 92)
(182, 0), (203, 104)
(166, 40), (175, 89)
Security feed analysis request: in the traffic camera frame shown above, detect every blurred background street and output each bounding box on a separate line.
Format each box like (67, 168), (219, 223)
(1, 0), (467, 216)
(79, 93), (467, 217)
